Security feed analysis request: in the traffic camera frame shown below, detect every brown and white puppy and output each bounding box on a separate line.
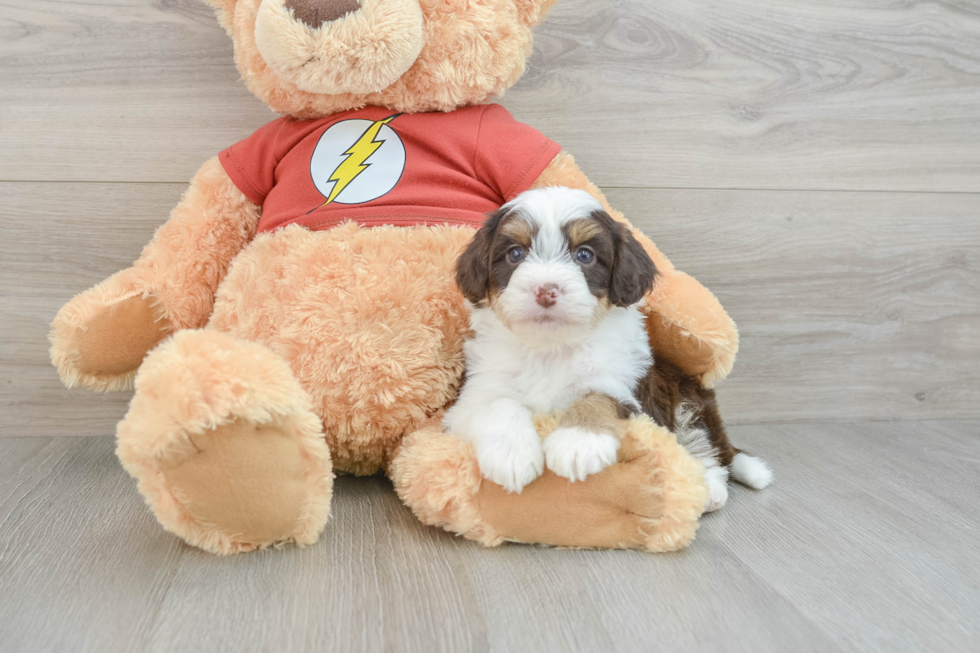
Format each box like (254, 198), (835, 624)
(444, 186), (773, 508)
(443, 187), (656, 492)
(638, 356), (772, 511)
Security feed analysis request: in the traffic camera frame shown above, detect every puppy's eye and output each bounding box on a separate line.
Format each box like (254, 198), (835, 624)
(507, 246), (526, 263)
(575, 247), (595, 265)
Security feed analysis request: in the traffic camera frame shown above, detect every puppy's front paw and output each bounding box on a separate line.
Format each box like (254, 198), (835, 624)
(477, 432), (544, 494)
(543, 428), (620, 482)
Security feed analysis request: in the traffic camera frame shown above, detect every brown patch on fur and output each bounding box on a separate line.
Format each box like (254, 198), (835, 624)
(565, 218), (603, 245)
(456, 209), (537, 306)
(564, 216), (616, 302)
(591, 211), (658, 307)
(559, 392), (635, 440)
(456, 211), (500, 304)
(498, 214), (535, 247)
(285, 0), (362, 28)
(486, 216), (532, 304)
(637, 356), (737, 467)
(562, 211), (657, 307)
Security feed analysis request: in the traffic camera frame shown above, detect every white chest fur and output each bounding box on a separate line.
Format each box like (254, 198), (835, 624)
(461, 304), (652, 413)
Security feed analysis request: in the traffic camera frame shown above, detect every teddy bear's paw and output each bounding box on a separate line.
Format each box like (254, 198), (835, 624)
(542, 428), (620, 482)
(116, 329), (333, 554)
(49, 267), (172, 392)
(155, 416), (331, 553)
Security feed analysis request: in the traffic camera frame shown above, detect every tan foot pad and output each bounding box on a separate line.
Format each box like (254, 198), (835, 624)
(75, 294), (171, 377)
(159, 420), (310, 547)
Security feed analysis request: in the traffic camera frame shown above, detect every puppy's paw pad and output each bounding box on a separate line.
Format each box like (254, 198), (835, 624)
(478, 435), (544, 494)
(543, 428), (620, 482)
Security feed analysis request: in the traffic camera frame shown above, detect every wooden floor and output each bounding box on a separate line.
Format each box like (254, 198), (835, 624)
(2, 1), (979, 651)
(2, 423), (978, 652)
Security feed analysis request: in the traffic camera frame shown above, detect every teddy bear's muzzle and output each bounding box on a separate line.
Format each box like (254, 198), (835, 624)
(254, 0), (425, 95)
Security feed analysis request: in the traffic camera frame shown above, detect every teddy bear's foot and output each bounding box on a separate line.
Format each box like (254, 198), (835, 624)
(116, 329), (333, 554)
(390, 414), (709, 553)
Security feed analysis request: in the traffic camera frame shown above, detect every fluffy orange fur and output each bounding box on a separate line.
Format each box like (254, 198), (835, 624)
(254, 0), (426, 96)
(208, 222), (475, 475)
(211, 0), (558, 117)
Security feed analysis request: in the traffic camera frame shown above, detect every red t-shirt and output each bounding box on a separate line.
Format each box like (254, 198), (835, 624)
(219, 104), (562, 233)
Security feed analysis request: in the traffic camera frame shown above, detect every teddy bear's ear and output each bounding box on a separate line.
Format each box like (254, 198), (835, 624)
(515, 0), (560, 26)
(203, 0), (238, 31)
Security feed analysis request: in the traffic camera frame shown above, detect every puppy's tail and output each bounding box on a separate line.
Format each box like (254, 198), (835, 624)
(731, 452), (773, 490)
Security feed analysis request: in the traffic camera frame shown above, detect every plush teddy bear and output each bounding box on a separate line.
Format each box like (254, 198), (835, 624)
(50, 0), (736, 554)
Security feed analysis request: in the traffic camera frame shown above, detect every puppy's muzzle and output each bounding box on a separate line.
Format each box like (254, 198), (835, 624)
(254, 0), (425, 95)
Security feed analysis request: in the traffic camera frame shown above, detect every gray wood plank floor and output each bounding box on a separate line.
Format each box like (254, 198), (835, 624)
(1, 423), (977, 653)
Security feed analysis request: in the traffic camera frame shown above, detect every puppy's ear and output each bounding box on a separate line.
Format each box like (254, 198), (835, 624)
(600, 213), (657, 307)
(456, 209), (505, 303)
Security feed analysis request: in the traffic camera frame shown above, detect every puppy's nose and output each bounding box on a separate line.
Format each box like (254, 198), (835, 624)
(535, 283), (560, 308)
(285, 0), (361, 27)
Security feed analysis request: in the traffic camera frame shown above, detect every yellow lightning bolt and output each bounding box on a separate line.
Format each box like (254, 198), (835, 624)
(318, 115), (399, 209)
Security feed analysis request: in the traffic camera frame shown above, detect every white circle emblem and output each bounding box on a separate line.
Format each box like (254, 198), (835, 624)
(309, 117), (406, 205)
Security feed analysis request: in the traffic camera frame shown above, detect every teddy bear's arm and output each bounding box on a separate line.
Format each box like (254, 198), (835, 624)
(530, 152), (738, 387)
(49, 157), (261, 391)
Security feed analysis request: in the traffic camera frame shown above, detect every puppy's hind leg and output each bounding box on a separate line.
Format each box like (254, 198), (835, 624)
(731, 451), (773, 490)
(673, 404), (729, 512)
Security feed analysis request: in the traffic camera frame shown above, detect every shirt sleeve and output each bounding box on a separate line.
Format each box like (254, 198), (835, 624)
(474, 104), (563, 202)
(218, 117), (289, 206)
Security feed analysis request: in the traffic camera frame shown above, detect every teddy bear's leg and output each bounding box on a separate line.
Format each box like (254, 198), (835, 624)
(391, 415), (709, 552)
(116, 328), (333, 555)
(530, 152), (738, 387)
(50, 157), (260, 391)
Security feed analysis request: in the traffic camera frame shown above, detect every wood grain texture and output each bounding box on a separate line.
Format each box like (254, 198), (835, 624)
(1, 423), (978, 652)
(0, 182), (187, 437)
(611, 187), (980, 424)
(2, 1), (980, 191)
(3, 182), (977, 436)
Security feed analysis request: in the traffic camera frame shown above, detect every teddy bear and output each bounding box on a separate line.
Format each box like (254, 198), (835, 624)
(50, 0), (737, 554)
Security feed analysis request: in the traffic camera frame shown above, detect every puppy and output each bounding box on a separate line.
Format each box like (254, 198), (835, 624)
(637, 356), (773, 511)
(443, 187), (655, 492)
(445, 187), (771, 506)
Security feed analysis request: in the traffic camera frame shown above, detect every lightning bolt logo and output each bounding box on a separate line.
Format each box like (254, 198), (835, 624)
(308, 114), (401, 214)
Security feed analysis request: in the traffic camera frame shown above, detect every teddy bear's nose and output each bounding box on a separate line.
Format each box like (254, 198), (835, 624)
(256, 0), (425, 95)
(285, 0), (361, 27)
